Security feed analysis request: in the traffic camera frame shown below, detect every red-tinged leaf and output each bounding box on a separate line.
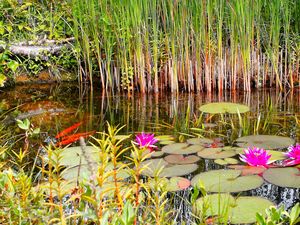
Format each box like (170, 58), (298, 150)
(228, 165), (266, 176)
(177, 178), (191, 190)
(55, 122), (83, 139)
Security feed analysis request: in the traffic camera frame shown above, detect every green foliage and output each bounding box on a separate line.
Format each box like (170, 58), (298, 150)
(256, 203), (300, 225)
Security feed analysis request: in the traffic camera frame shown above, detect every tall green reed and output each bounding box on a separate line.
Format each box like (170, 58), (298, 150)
(70, 0), (299, 92)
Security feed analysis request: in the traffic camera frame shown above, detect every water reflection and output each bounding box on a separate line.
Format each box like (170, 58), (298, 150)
(0, 84), (299, 215)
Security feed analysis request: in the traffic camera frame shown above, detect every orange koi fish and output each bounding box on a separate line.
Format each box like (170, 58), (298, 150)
(55, 122), (83, 139)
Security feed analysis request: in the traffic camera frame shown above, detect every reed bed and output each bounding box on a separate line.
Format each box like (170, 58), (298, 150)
(71, 0), (300, 93)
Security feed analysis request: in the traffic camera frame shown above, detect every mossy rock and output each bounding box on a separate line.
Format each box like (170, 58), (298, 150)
(199, 102), (250, 114)
(191, 169), (263, 192)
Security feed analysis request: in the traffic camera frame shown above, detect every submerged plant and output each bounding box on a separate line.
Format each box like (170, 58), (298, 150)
(239, 147), (272, 167)
(134, 132), (158, 152)
(283, 144), (300, 166)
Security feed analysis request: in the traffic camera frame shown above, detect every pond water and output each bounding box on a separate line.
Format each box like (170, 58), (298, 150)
(1, 83), (299, 223)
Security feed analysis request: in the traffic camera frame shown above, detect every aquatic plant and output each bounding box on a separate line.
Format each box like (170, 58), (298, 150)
(284, 144), (300, 166)
(134, 132), (158, 151)
(239, 147), (272, 167)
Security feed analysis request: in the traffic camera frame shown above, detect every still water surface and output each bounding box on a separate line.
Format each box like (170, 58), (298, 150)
(1, 83), (299, 220)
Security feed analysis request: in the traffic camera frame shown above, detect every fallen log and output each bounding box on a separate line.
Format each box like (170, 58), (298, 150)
(0, 37), (75, 60)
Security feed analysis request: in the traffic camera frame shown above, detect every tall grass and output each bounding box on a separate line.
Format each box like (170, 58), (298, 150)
(71, 0), (300, 92)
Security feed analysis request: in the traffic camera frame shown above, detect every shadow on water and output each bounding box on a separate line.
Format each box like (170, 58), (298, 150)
(0, 83), (299, 223)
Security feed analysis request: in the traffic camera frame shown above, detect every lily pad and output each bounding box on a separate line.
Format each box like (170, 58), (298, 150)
(186, 138), (214, 145)
(55, 146), (100, 166)
(214, 159), (228, 165)
(164, 154), (200, 164)
(191, 169), (263, 192)
(140, 158), (198, 177)
(230, 197), (274, 224)
(263, 167), (300, 188)
(148, 177), (191, 192)
(228, 165), (266, 176)
(235, 135), (294, 149)
(199, 102), (250, 114)
(224, 158), (239, 164)
(130, 149), (164, 159)
(193, 194), (274, 224)
(193, 193), (235, 221)
(159, 140), (176, 145)
(162, 143), (204, 155)
(197, 148), (237, 159)
(61, 164), (130, 182)
(214, 158), (239, 166)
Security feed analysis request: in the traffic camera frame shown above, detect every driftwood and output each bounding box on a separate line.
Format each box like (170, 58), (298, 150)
(0, 37), (75, 60)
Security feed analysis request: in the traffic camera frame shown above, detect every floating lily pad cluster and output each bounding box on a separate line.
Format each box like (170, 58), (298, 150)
(193, 194), (274, 224)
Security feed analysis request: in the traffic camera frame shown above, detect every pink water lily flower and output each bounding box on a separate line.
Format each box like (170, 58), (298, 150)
(134, 132), (158, 152)
(239, 147), (272, 167)
(283, 144), (300, 166)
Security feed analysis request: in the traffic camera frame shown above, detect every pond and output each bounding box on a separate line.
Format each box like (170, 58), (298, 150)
(0, 83), (299, 224)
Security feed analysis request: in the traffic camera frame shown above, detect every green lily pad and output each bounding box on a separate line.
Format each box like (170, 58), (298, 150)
(140, 158), (198, 177)
(235, 135), (294, 149)
(130, 149), (164, 159)
(263, 167), (300, 188)
(193, 194), (274, 224)
(191, 169), (263, 192)
(159, 140), (176, 145)
(230, 197), (274, 224)
(164, 154), (200, 164)
(214, 159), (228, 165)
(162, 143), (204, 155)
(61, 164), (130, 182)
(148, 177), (191, 192)
(96, 181), (137, 199)
(228, 165), (266, 176)
(193, 193), (235, 222)
(199, 102), (250, 114)
(55, 146), (100, 166)
(186, 138), (214, 145)
(197, 148), (237, 159)
(214, 158), (239, 166)
(224, 158), (239, 164)
(36, 181), (76, 197)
